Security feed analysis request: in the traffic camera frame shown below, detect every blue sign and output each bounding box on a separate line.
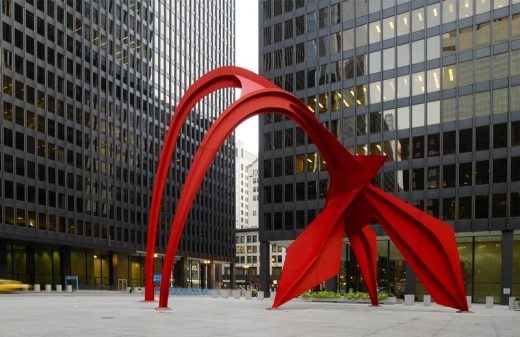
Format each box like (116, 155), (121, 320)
(153, 274), (161, 282)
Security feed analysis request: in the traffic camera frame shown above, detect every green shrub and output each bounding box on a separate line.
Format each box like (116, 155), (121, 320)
(302, 291), (341, 298)
(515, 296), (520, 301)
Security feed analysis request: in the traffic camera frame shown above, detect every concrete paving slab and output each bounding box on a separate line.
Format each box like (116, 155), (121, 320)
(0, 292), (518, 337)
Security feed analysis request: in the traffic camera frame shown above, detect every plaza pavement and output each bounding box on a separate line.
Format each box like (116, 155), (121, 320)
(0, 292), (518, 337)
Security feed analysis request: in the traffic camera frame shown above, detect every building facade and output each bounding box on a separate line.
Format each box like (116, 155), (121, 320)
(235, 141), (257, 229)
(0, 0), (235, 290)
(234, 228), (286, 290)
(259, 0), (520, 304)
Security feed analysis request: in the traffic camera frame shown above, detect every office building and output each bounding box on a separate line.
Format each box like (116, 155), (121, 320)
(259, 0), (520, 304)
(0, 0), (235, 289)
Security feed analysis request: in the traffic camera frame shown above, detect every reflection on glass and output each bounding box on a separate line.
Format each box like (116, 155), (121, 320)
(459, 27), (473, 52)
(356, 24), (367, 47)
(442, 0), (456, 23)
(369, 81), (381, 104)
(383, 47), (395, 71)
(411, 40), (424, 64)
(475, 22), (490, 48)
(383, 78), (395, 102)
(475, 0), (490, 14)
(369, 20), (381, 44)
(383, 17), (395, 40)
(459, 0), (473, 19)
(397, 43), (409, 67)
(382, 109), (395, 132)
(369, 51), (381, 74)
(493, 17), (509, 44)
(295, 154), (305, 174)
(442, 31), (457, 56)
(412, 72), (425, 96)
(411, 8), (425, 32)
(458, 60), (473, 86)
(426, 36), (440, 60)
(397, 75), (409, 99)
(443, 64), (456, 88)
(397, 12), (409, 36)
(412, 104), (425, 128)
(427, 68), (440, 93)
(426, 101), (441, 125)
(427, 3), (440, 28)
(397, 106), (409, 130)
(342, 28), (354, 51)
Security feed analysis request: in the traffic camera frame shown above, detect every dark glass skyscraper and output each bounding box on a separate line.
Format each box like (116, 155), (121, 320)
(259, 0), (520, 304)
(0, 0), (235, 289)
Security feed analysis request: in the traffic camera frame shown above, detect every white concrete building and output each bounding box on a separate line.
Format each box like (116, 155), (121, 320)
(235, 141), (257, 229)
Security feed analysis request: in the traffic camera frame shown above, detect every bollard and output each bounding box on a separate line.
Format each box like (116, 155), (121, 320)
(404, 294), (415, 306)
(45, 284), (52, 292)
(232, 289), (241, 299)
(220, 289), (229, 299)
(34, 284), (40, 292)
(210, 289), (218, 298)
(56, 285), (62, 292)
(245, 290), (252, 300)
(66, 285), (72, 292)
(485, 296), (493, 309)
(257, 291), (264, 300)
(466, 296), (472, 308)
(423, 295), (431, 306)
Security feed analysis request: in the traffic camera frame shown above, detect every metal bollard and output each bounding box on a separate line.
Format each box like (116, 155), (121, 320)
(485, 296), (493, 309)
(257, 291), (264, 300)
(423, 295), (431, 306)
(404, 294), (415, 306)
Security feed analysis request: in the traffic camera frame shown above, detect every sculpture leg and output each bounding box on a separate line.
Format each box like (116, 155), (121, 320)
(362, 185), (468, 311)
(346, 225), (378, 306)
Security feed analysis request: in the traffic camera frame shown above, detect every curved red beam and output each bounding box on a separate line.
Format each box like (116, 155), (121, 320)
(144, 67), (277, 301)
(147, 66), (469, 312)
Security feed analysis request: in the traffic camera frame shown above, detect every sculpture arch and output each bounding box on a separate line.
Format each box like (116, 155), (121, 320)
(145, 66), (469, 311)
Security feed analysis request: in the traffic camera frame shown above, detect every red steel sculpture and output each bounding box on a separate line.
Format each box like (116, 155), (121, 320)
(145, 66), (469, 312)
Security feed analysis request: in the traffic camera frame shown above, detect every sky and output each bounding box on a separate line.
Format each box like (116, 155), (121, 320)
(234, 1), (259, 155)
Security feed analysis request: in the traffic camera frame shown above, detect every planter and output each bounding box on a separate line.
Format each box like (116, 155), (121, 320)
(381, 296), (397, 305)
(302, 297), (343, 303)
